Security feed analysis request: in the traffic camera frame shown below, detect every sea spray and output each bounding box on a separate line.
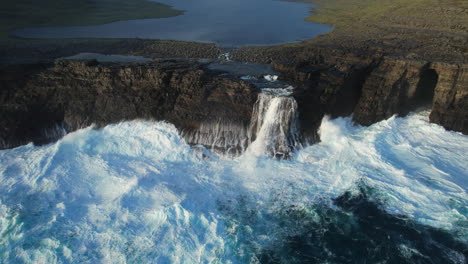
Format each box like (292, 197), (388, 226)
(248, 91), (300, 158)
(181, 120), (250, 156)
(182, 86), (300, 158)
(0, 112), (466, 263)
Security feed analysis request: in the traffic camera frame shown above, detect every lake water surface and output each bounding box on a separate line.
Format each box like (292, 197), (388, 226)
(14, 0), (332, 46)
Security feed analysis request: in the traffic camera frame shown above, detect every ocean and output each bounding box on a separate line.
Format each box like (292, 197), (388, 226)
(0, 111), (466, 263)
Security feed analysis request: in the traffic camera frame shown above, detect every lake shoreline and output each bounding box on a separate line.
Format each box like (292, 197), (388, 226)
(11, 0), (332, 47)
(0, 0), (183, 41)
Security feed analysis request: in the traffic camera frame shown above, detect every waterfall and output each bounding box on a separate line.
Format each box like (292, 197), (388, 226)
(218, 52), (231, 61)
(181, 120), (250, 156)
(41, 123), (67, 143)
(182, 91), (301, 158)
(0, 122), (67, 149)
(179, 77), (300, 158)
(248, 92), (300, 158)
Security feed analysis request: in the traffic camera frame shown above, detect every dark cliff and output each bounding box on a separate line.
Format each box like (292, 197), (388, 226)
(1, 52), (466, 151)
(0, 60), (257, 150)
(233, 46), (467, 135)
(429, 63), (468, 134)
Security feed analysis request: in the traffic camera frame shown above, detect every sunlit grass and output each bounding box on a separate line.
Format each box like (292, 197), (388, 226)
(307, 0), (468, 33)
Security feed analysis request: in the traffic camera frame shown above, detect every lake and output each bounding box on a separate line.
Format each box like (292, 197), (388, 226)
(14, 0), (332, 47)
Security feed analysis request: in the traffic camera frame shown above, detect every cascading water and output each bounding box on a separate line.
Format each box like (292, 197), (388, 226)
(179, 71), (300, 158)
(182, 89), (301, 158)
(247, 88), (300, 158)
(0, 58), (466, 262)
(218, 52), (231, 61)
(40, 123), (68, 144)
(181, 120), (250, 156)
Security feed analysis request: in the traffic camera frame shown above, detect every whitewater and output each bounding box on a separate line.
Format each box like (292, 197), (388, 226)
(0, 111), (467, 263)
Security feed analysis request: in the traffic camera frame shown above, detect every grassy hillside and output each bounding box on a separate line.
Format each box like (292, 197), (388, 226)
(301, 0), (468, 62)
(308, 0), (468, 33)
(0, 0), (183, 41)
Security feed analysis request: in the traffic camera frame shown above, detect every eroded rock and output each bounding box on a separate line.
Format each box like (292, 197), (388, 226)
(0, 60), (257, 149)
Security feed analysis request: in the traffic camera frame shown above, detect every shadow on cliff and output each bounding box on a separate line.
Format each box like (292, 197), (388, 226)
(400, 67), (438, 116)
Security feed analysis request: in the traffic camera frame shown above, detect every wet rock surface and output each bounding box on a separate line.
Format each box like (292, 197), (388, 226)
(233, 46), (467, 135)
(429, 63), (468, 134)
(1, 46), (467, 151)
(0, 59), (257, 149)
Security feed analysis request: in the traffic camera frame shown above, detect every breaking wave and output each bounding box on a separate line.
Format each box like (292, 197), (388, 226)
(0, 111), (466, 263)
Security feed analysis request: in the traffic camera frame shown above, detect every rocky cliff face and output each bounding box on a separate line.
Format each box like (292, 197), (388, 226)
(237, 46), (467, 135)
(274, 58), (375, 143)
(352, 58), (466, 134)
(0, 60), (257, 150)
(429, 63), (468, 134)
(1, 52), (466, 151)
(353, 58), (434, 125)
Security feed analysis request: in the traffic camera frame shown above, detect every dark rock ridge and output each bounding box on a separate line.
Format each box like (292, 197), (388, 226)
(353, 58), (467, 131)
(0, 60), (257, 150)
(1, 52), (466, 151)
(429, 63), (467, 134)
(232, 46), (467, 135)
(0, 39), (222, 65)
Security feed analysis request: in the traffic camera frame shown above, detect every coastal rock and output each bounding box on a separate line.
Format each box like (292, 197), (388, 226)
(245, 47), (466, 135)
(430, 63), (468, 134)
(352, 58), (467, 135)
(271, 59), (373, 143)
(1, 52), (466, 151)
(0, 60), (257, 149)
(0, 39), (222, 64)
(352, 58), (433, 125)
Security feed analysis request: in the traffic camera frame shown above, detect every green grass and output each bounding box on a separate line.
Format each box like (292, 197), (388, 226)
(0, 0), (183, 41)
(307, 0), (468, 33)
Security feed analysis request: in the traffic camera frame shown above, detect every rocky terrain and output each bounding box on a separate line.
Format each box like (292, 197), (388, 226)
(228, 0), (467, 135)
(1, 55), (466, 152)
(231, 45), (467, 135)
(0, 0), (466, 150)
(0, 60), (257, 150)
(311, 0), (467, 61)
(0, 39), (222, 64)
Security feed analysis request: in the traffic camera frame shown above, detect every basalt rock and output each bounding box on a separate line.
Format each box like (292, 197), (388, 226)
(429, 63), (468, 134)
(251, 48), (467, 135)
(271, 56), (376, 142)
(0, 60), (257, 149)
(1, 52), (466, 151)
(0, 39), (222, 64)
(352, 58), (467, 135)
(352, 58), (434, 125)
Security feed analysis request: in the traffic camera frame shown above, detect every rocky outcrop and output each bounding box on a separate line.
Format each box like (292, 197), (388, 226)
(168, 74), (257, 155)
(429, 63), (468, 134)
(270, 56), (375, 142)
(353, 58), (433, 125)
(1, 51), (466, 151)
(352, 59), (467, 134)
(246, 48), (467, 135)
(0, 60), (257, 149)
(0, 39), (222, 64)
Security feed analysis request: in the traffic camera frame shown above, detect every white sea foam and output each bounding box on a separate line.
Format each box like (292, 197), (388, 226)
(260, 86), (294, 96)
(0, 112), (466, 263)
(240, 75), (256, 81)
(247, 93), (300, 157)
(264, 75), (278, 82)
